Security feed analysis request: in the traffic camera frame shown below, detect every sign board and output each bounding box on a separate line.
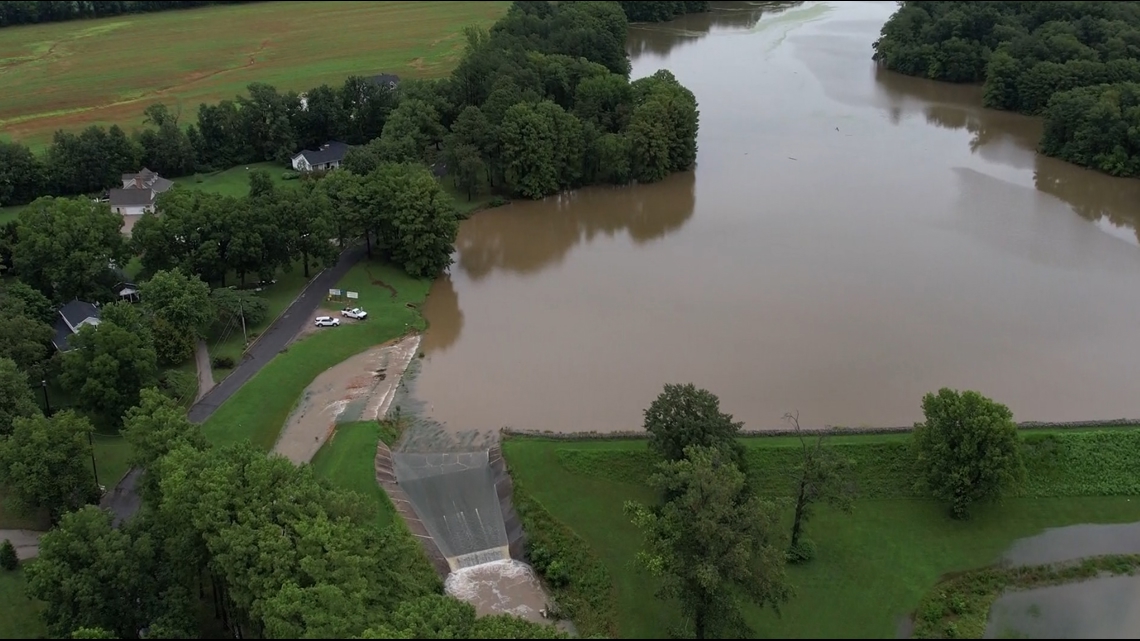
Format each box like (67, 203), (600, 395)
(346, 291), (359, 300)
(328, 288), (342, 297)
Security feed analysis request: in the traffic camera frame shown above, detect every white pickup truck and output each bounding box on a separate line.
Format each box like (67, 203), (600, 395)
(341, 307), (368, 320)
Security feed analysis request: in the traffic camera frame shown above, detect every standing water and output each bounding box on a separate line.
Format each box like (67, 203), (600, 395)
(412, 0), (1140, 435)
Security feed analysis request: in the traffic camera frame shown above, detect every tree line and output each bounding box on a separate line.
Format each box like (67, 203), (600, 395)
(0, 388), (565, 639)
(0, 0), (700, 207)
(620, 383), (1023, 638)
(0, 1), (264, 28)
(873, 1), (1140, 177)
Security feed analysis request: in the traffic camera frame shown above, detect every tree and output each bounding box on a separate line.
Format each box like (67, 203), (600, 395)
(377, 98), (445, 164)
(0, 539), (16, 571)
(626, 445), (790, 639)
(913, 388), (1025, 519)
(0, 357), (40, 437)
(643, 383), (744, 466)
(60, 317), (159, 430)
(444, 142), (485, 201)
(122, 388), (208, 499)
(278, 180), (338, 278)
(209, 287), (268, 333)
(139, 267), (214, 362)
(498, 102), (560, 198)
(0, 140), (46, 207)
(13, 197), (129, 301)
(70, 628), (118, 639)
(2, 279), (55, 324)
(24, 506), (160, 639)
(0, 411), (100, 524)
(137, 103), (197, 177)
(782, 412), (856, 563)
(364, 164), (459, 278)
(0, 308), (53, 382)
(359, 594), (567, 639)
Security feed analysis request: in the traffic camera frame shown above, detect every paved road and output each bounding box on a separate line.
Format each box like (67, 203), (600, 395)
(101, 245), (365, 527)
(0, 529), (45, 560)
(187, 244), (365, 424)
(194, 339), (215, 401)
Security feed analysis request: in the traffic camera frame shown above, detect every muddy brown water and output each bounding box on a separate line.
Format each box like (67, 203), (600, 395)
(413, 0), (1140, 435)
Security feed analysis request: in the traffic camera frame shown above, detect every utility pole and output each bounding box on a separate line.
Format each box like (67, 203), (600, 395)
(239, 298), (248, 345)
(41, 379), (51, 415)
(87, 431), (100, 490)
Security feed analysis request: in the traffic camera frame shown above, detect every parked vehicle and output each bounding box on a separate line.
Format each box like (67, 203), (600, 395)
(341, 307), (368, 320)
(314, 316), (340, 327)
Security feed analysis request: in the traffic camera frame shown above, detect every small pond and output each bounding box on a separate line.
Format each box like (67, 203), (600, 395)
(982, 521), (1140, 639)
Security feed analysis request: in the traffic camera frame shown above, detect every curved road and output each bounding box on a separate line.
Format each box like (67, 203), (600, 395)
(102, 245), (365, 524)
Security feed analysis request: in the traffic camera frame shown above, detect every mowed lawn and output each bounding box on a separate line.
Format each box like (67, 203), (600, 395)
(503, 436), (1140, 639)
(0, 565), (44, 639)
(173, 161), (293, 197)
(201, 258), (430, 451)
(310, 420), (398, 529)
(0, 0), (510, 148)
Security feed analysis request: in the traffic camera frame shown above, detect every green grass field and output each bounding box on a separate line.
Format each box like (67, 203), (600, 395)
(201, 258), (430, 450)
(504, 434), (1140, 639)
(0, 565), (45, 639)
(172, 161), (292, 197)
(0, 1), (510, 149)
(310, 420), (399, 530)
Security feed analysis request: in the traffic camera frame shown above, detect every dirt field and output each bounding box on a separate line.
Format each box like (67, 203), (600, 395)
(0, 1), (509, 147)
(272, 334), (420, 464)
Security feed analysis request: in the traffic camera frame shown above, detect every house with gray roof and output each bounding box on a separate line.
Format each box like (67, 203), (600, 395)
(371, 73), (400, 89)
(291, 141), (351, 172)
(109, 168), (173, 234)
(51, 300), (101, 352)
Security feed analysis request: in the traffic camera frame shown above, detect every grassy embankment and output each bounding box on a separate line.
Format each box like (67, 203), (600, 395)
(0, 1), (510, 149)
(503, 429), (1140, 638)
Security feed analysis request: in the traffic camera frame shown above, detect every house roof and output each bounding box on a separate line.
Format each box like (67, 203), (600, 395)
(294, 141), (350, 166)
(54, 300), (101, 351)
(59, 300), (100, 329)
(371, 73), (400, 87)
(109, 188), (156, 207)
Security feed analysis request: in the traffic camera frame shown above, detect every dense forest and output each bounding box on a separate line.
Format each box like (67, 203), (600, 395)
(873, 1), (1140, 177)
(618, 0), (710, 22)
(0, 0), (263, 27)
(0, 0), (699, 206)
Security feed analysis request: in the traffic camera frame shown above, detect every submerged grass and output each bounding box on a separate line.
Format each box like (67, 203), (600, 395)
(503, 432), (1140, 638)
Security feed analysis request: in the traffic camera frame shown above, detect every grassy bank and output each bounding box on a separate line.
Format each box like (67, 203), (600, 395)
(201, 259), (430, 450)
(310, 420), (400, 530)
(503, 431), (1140, 638)
(912, 554), (1140, 639)
(0, 1), (510, 147)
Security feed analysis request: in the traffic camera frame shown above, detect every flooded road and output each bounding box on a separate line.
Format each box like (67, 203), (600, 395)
(413, 1), (1140, 434)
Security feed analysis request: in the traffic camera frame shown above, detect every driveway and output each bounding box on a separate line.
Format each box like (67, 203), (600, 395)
(0, 529), (45, 560)
(187, 244), (365, 424)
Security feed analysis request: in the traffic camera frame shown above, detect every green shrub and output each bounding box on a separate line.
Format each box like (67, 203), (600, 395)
(786, 538), (816, 564)
(211, 355), (235, 369)
(512, 479), (617, 637)
(281, 170), (300, 181)
(0, 539), (17, 570)
(158, 368), (197, 406)
(488, 196), (509, 208)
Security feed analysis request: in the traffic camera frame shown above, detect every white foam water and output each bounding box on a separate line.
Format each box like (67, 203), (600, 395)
(444, 559), (550, 622)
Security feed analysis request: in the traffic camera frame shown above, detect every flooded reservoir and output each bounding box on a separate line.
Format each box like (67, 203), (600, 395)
(412, 1), (1140, 434)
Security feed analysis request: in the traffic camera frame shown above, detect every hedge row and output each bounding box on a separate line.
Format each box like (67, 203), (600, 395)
(510, 478), (617, 638)
(554, 430), (1140, 499)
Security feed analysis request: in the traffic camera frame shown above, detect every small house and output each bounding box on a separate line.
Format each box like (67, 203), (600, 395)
(291, 141), (350, 172)
(51, 299), (101, 352)
(109, 168), (173, 234)
(370, 73), (400, 89)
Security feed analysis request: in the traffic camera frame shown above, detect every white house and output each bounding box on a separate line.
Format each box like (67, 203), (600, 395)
(51, 300), (101, 352)
(109, 168), (173, 234)
(291, 141), (350, 172)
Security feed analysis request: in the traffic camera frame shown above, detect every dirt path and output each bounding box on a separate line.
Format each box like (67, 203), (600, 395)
(195, 339), (215, 401)
(0, 529), (45, 560)
(272, 334), (421, 465)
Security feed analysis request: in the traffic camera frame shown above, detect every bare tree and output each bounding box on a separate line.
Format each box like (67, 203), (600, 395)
(784, 411), (857, 563)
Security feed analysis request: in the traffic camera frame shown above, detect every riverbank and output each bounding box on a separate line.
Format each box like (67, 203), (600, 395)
(502, 428), (1140, 638)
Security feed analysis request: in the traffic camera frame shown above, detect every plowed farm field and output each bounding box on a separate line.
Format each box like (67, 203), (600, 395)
(0, 1), (508, 148)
